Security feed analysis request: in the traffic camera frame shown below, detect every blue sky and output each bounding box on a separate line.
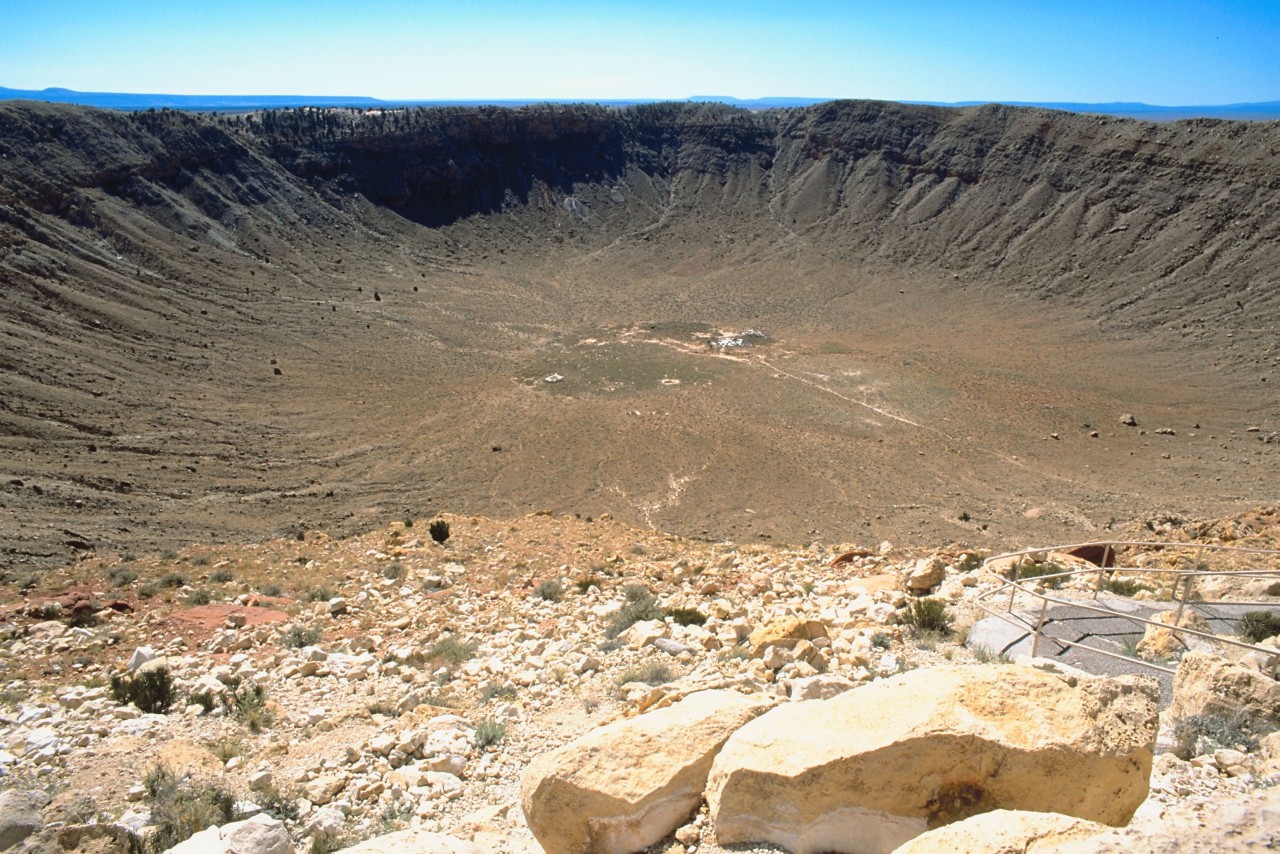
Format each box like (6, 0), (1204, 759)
(4, 0), (1279, 104)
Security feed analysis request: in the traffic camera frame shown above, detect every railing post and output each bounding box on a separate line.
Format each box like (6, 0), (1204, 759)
(1030, 597), (1050, 658)
(1173, 574), (1191, 625)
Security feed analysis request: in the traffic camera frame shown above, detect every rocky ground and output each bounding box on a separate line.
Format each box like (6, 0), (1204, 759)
(0, 507), (1276, 852)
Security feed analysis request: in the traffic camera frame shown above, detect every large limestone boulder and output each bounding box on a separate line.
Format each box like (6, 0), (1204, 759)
(890, 809), (1109, 853)
(747, 617), (828, 657)
(707, 665), (1158, 854)
(521, 688), (774, 854)
(1169, 651), (1280, 731)
(902, 557), (946, 593)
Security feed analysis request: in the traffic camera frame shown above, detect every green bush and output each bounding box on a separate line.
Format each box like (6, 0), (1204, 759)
(260, 583), (283, 597)
(605, 586), (663, 639)
(1172, 713), (1260, 760)
(109, 567), (138, 588)
(228, 682), (272, 733)
(575, 575), (603, 594)
(473, 718), (507, 748)
(480, 684), (518, 704)
(1011, 560), (1065, 589)
(1238, 611), (1280, 643)
(428, 519), (450, 544)
(428, 635), (479, 665)
(383, 562), (405, 581)
(281, 625), (321, 648)
(664, 607), (706, 626)
(186, 589), (212, 606)
(187, 689), (217, 714)
(616, 661), (673, 688)
(869, 631), (892, 650)
(159, 572), (187, 589)
(1106, 577), (1143, 597)
(110, 667), (176, 714)
(144, 763), (236, 852)
(209, 569), (235, 584)
(305, 586), (334, 602)
(255, 783), (300, 822)
(902, 599), (953, 637)
(536, 580), (563, 602)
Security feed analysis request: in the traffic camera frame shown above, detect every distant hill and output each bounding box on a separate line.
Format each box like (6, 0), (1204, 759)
(0, 86), (383, 111)
(912, 99), (1280, 122)
(3, 86), (1279, 120)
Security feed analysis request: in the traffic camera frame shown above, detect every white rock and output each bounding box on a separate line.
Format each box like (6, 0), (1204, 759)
(128, 646), (158, 672)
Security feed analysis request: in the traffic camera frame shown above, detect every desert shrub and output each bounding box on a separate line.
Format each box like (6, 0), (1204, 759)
(32, 602), (62, 620)
(1172, 713), (1261, 760)
(366, 700), (398, 716)
(605, 586), (663, 639)
(281, 625), (321, 648)
(473, 718), (507, 748)
(186, 589), (212, 606)
(110, 667), (175, 714)
(310, 829), (345, 854)
(1238, 611), (1280, 644)
(536, 580), (563, 602)
(1010, 560), (1065, 589)
(383, 562), (405, 580)
(136, 583), (159, 600)
(206, 737), (244, 763)
(209, 569), (234, 584)
(616, 661), (673, 688)
(664, 607), (706, 626)
(480, 684), (518, 704)
(159, 572), (187, 588)
(970, 645), (1010, 664)
(1106, 577), (1143, 597)
(869, 631), (892, 650)
(109, 567), (138, 588)
(256, 783), (300, 822)
(428, 519), (450, 544)
(403, 517), (414, 529)
(575, 575), (603, 593)
(144, 763), (235, 852)
(902, 599), (953, 637)
(191, 556), (210, 567)
(223, 679), (272, 733)
(305, 586), (334, 602)
(259, 583), (283, 597)
(428, 635), (479, 665)
(64, 604), (100, 628)
(187, 689), (217, 714)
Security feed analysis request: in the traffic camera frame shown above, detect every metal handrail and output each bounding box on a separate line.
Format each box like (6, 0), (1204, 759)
(973, 540), (1280, 676)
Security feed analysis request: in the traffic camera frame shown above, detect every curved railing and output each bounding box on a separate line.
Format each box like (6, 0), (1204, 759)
(973, 540), (1280, 675)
